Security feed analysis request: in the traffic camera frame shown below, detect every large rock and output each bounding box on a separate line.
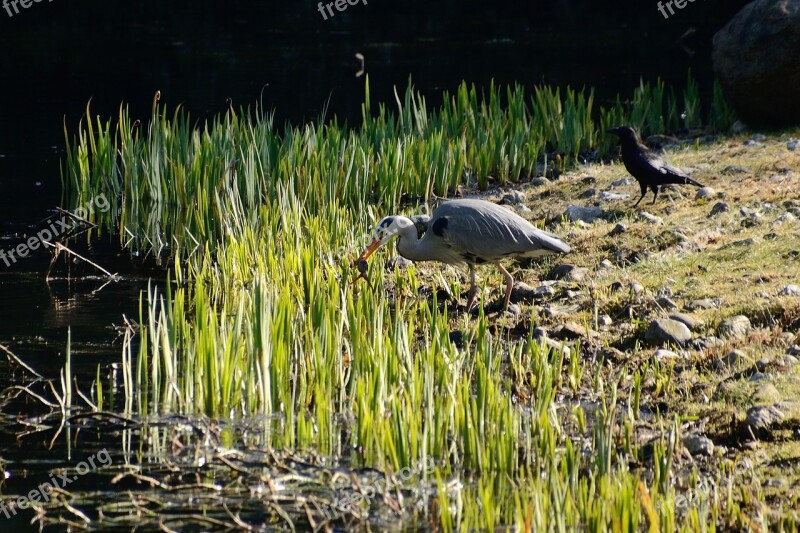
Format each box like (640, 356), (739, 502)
(712, 0), (800, 127)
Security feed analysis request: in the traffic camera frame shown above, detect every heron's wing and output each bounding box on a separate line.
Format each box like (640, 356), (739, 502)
(428, 200), (569, 262)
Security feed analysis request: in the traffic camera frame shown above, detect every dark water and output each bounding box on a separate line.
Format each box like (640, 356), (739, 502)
(0, 0), (750, 528)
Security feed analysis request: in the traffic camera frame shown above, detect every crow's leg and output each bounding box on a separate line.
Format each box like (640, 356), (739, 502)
(651, 185), (659, 204)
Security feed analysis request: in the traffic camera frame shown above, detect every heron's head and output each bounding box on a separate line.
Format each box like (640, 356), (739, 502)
(607, 126), (638, 143)
(356, 216), (414, 262)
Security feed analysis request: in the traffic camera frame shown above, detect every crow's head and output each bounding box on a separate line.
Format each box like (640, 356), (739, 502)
(607, 126), (640, 144)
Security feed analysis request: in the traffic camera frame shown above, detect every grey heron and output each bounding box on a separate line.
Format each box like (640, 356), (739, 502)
(356, 198), (570, 309)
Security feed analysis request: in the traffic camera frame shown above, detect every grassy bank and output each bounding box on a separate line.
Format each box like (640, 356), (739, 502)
(48, 76), (800, 530)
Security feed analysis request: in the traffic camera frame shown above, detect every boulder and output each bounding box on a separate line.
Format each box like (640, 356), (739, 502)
(712, 0), (800, 127)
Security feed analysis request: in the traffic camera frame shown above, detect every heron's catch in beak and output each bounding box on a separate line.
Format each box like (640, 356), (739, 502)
(353, 240), (378, 287)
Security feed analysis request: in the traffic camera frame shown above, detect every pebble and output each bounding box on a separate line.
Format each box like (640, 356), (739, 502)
(533, 326), (548, 338)
(580, 188), (597, 199)
(657, 296), (679, 310)
(683, 434), (714, 456)
(564, 205), (605, 223)
(780, 285), (800, 297)
(721, 165), (748, 175)
(531, 177), (551, 187)
(608, 223), (627, 236)
(600, 191), (629, 201)
(392, 256), (413, 268)
(654, 348), (683, 360)
(710, 202), (730, 216)
(788, 139), (799, 151)
(540, 337), (570, 356)
(669, 313), (704, 331)
(551, 322), (596, 340)
(753, 383), (782, 404)
(746, 405), (786, 431)
(695, 187), (716, 200)
(598, 314), (613, 326)
(719, 349), (750, 367)
(686, 298), (719, 311)
(550, 264), (589, 282)
(779, 354), (799, 367)
(611, 177), (635, 187)
(598, 259), (614, 269)
(533, 285), (555, 297)
(788, 345), (800, 356)
(718, 315), (752, 338)
(502, 190), (526, 205)
(773, 212), (797, 226)
(645, 318), (693, 345)
(630, 281), (644, 295)
(639, 211), (663, 225)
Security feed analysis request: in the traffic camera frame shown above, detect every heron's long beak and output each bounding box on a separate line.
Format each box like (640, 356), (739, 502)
(356, 238), (382, 263)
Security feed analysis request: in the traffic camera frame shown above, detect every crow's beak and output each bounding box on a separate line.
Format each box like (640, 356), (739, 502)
(356, 238), (382, 263)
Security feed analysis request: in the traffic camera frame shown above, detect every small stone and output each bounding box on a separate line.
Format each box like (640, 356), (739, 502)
(695, 187), (716, 200)
(600, 191), (629, 201)
(657, 297), (679, 310)
(551, 322), (596, 340)
(779, 354), (799, 367)
(533, 285), (555, 297)
(654, 348), (683, 361)
(731, 121), (747, 134)
(788, 140), (799, 151)
(502, 190), (526, 205)
(683, 434), (714, 456)
(533, 326), (549, 338)
(744, 139), (760, 147)
(710, 202), (730, 216)
(531, 177), (551, 187)
(564, 205), (605, 223)
(746, 405), (786, 431)
(516, 204), (531, 213)
(392, 256), (413, 268)
(718, 315), (752, 338)
(753, 383), (782, 404)
(752, 133), (766, 142)
(721, 165), (748, 175)
(686, 299), (719, 311)
(780, 285), (800, 297)
(598, 259), (614, 269)
(550, 264), (589, 282)
(645, 319), (693, 345)
(598, 314), (613, 326)
(611, 177), (635, 187)
(564, 289), (581, 300)
(779, 332), (796, 345)
(639, 212), (663, 225)
(630, 282), (644, 295)
(719, 349), (751, 367)
(788, 345), (800, 356)
(755, 356), (775, 372)
(582, 176), (598, 184)
(669, 313), (704, 331)
(608, 223), (627, 236)
(540, 337), (570, 356)
(505, 303), (522, 315)
(580, 188), (597, 199)
(773, 212), (797, 226)
(694, 335), (722, 349)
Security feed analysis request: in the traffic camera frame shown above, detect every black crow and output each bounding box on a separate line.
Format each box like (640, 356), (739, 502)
(607, 126), (704, 207)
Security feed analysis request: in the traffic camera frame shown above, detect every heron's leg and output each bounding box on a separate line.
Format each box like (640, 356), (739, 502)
(497, 263), (514, 309)
(465, 264), (478, 310)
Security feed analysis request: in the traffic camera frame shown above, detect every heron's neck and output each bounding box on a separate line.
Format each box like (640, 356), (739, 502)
(395, 220), (429, 261)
